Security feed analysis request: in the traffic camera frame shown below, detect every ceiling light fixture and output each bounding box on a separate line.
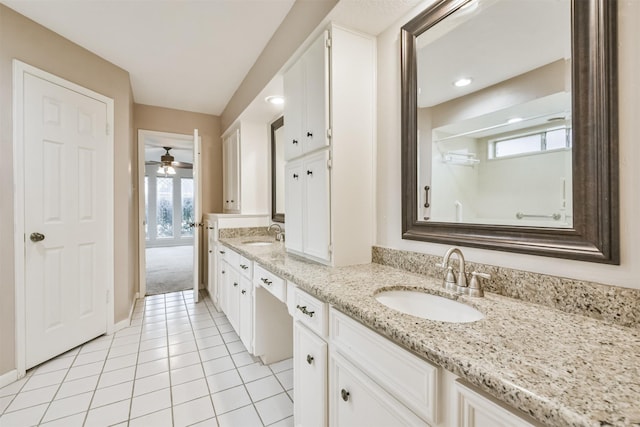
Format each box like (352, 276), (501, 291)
(453, 78), (472, 87)
(265, 95), (285, 105)
(158, 165), (176, 175)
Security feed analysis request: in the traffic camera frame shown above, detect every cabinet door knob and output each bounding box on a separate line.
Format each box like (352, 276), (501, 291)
(293, 173), (299, 179)
(292, 139), (298, 145)
(241, 290), (247, 295)
(306, 170), (313, 176)
(341, 389), (350, 402)
(233, 282), (238, 287)
(219, 250), (226, 254)
(307, 131), (313, 137)
(306, 354), (314, 365)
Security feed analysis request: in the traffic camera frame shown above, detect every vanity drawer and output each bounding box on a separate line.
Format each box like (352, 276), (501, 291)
(293, 287), (328, 338)
(238, 255), (252, 279)
(224, 247), (240, 268)
(254, 264), (286, 302)
(330, 308), (439, 425)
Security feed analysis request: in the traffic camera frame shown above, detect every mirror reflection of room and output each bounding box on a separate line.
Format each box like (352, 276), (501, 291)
(417, 0), (572, 227)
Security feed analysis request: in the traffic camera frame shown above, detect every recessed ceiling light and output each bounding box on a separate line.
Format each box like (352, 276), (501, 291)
(265, 95), (285, 105)
(453, 78), (472, 87)
(507, 117), (523, 124)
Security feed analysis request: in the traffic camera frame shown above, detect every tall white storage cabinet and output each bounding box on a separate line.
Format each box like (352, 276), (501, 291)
(283, 24), (375, 266)
(221, 122), (270, 214)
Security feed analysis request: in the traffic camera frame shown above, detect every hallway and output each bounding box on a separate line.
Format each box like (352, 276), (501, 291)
(0, 291), (293, 426)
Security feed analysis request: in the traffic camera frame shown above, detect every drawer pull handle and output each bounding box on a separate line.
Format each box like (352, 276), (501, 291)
(261, 278), (272, 286)
(241, 290), (247, 295)
(233, 282), (238, 287)
(221, 270), (225, 274)
(240, 264), (248, 270)
(341, 389), (350, 402)
(296, 305), (315, 318)
(306, 354), (314, 365)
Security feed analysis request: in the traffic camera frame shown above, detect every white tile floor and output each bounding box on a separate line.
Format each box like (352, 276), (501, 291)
(0, 291), (294, 427)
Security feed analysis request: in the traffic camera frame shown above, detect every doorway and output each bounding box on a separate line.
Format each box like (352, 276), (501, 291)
(138, 130), (200, 297)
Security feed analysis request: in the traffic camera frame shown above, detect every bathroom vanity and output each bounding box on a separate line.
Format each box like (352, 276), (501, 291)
(216, 236), (640, 427)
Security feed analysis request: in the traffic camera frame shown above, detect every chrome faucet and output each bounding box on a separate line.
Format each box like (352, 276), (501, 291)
(268, 223), (285, 242)
(441, 247), (467, 293)
(440, 247), (491, 297)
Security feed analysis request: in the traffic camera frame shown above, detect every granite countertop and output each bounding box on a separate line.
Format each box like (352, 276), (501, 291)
(219, 236), (640, 427)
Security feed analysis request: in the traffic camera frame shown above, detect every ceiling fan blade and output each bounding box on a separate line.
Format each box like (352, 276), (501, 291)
(145, 160), (161, 165)
(171, 161), (193, 169)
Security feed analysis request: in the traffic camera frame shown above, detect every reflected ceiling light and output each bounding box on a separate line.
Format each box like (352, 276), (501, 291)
(453, 77), (472, 87)
(157, 165), (176, 175)
(507, 117), (523, 124)
(265, 95), (285, 105)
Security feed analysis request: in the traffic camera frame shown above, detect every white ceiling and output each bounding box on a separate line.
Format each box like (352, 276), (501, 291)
(2, 0), (296, 115)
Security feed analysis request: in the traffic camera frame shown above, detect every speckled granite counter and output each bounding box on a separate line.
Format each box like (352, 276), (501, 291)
(219, 236), (640, 427)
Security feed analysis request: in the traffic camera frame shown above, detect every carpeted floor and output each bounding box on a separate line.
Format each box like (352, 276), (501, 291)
(145, 245), (194, 296)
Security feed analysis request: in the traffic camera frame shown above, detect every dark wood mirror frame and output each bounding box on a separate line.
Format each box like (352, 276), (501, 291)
(401, 0), (619, 264)
(271, 116), (285, 223)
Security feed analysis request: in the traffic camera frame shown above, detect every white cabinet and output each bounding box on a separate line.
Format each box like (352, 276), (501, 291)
(283, 24), (375, 267)
(238, 274), (253, 353)
(222, 129), (240, 213)
(292, 286), (329, 427)
(455, 381), (536, 427)
(221, 122), (269, 214)
(217, 247), (254, 354)
(329, 352), (428, 427)
(294, 322), (328, 427)
(285, 151), (330, 262)
(283, 31), (329, 161)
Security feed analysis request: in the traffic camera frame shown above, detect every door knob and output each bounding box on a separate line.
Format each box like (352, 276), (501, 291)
(30, 232), (45, 242)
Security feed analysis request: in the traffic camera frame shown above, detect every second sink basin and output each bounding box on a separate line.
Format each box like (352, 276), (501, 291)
(375, 290), (484, 323)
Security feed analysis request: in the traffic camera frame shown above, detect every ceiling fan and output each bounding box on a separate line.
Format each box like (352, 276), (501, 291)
(146, 146), (192, 174)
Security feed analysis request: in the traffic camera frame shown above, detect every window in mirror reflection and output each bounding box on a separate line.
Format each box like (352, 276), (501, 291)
(417, 0), (572, 228)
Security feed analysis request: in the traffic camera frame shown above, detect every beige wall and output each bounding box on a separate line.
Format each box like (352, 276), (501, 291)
(0, 4), (136, 376)
(375, 0), (640, 290)
(133, 104), (222, 215)
(221, 0), (337, 131)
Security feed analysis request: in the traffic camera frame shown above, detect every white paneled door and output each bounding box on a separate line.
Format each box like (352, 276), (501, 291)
(23, 72), (109, 369)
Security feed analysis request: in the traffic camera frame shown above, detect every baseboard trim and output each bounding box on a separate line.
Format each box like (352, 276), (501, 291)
(0, 369), (18, 389)
(113, 292), (140, 333)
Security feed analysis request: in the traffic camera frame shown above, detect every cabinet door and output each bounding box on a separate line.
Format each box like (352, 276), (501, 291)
(303, 31), (330, 154)
(455, 381), (535, 427)
(227, 268), (240, 333)
(285, 159), (303, 253)
(218, 259), (229, 313)
(294, 322), (327, 427)
(284, 59), (304, 160)
(239, 276), (253, 354)
(330, 352), (428, 427)
(223, 130), (240, 212)
(303, 150), (331, 262)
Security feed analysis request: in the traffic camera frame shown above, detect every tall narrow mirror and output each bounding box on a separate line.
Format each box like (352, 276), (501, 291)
(401, 0), (619, 263)
(271, 116), (285, 223)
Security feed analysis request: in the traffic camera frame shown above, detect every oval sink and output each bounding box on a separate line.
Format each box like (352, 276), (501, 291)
(375, 290), (484, 323)
(242, 241), (273, 246)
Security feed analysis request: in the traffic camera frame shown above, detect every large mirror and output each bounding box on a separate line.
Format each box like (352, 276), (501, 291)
(271, 116), (285, 223)
(401, 0), (619, 263)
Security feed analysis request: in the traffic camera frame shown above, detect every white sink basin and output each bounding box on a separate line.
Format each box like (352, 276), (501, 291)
(375, 290), (484, 323)
(242, 241), (273, 246)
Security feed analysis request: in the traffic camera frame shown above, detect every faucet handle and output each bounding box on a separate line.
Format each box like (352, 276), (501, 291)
(443, 266), (457, 291)
(468, 271), (490, 297)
